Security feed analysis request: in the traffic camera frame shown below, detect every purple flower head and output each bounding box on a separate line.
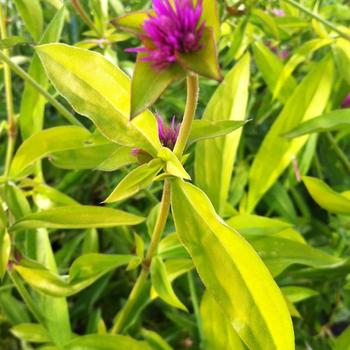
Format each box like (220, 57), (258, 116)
(157, 114), (180, 149)
(341, 93), (350, 108)
(127, 0), (205, 70)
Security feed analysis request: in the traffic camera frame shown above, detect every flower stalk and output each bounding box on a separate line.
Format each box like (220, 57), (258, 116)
(111, 74), (199, 334)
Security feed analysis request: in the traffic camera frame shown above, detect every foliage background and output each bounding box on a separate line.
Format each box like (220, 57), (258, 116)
(1, 0), (350, 349)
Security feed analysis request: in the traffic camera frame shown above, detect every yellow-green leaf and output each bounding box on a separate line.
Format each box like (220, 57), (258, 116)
(171, 179), (294, 349)
(201, 291), (245, 350)
(10, 206), (145, 231)
(246, 57), (333, 212)
(303, 176), (350, 215)
(104, 159), (163, 203)
(195, 53), (250, 214)
(36, 43), (161, 155)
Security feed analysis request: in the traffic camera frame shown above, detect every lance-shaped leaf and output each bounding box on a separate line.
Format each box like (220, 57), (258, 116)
(333, 38), (350, 85)
(272, 38), (332, 99)
(0, 205), (9, 278)
(111, 11), (152, 34)
(249, 236), (343, 277)
(131, 55), (185, 118)
(284, 109), (350, 138)
(150, 257), (187, 311)
(252, 42), (296, 103)
(303, 176), (350, 215)
(36, 43), (161, 155)
(188, 120), (247, 146)
(15, 254), (136, 297)
(14, 0), (43, 41)
(176, 28), (221, 81)
(201, 291), (245, 350)
(63, 334), (152, 350)
(10, 126), (92, 178)
(20, 7), (65, 140)
(9, 206), (145, 231)
(195, 53), (250, 214)
(11, 323), (51, 343)
(0, 36), (27, 50)
(171, 179), (294, 350)
(281, 287), (319, 304)
(104, 159), (163, 203)
(158, 147), (190, 179)
(246, 57), (333, 212)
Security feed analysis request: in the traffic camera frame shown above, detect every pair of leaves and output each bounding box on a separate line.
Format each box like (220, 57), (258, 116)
(15, 254), (136, 297)
(171, 179), (294, 349)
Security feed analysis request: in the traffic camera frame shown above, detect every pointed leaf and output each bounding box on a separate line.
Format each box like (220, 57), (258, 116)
(188, 120), (247, 146)
(247, 57), (333, 212)
(171, 179), (294, 350)
(10, 126), (92, 178)
(104, 159), (163, 203)
(36, 44), (161, 155)
(150, 257), (187, 311)
(284, 109), (350, 138)
(195, 53), (250, 213)
(10, 206), (145, 231)
(303, 176), (350, 215)
(15, 254), (135, 297)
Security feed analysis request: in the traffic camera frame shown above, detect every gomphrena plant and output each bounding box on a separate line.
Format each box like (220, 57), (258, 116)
(1, 0), (350, 349)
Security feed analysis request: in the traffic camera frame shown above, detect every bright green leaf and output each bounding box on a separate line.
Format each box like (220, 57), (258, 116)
(195, 53), (250, 214)
(171, 179), (294, 349)
(10, 205), (145, 231)
(104, 159), (163, 203)
(11, 323), (51, 343)
(246, 57), (333, 212)
(303, 176), (350, 215)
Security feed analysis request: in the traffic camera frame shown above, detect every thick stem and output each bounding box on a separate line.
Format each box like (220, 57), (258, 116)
(0, 4), (16, 177)
(284, 0), (350, 41)
(111, 74), (199, 334)
(174, 75), (199, 158)
(0, 50), (85, 128)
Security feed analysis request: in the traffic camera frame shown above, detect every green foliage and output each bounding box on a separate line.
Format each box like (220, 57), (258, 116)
(1, 1), (350, 349)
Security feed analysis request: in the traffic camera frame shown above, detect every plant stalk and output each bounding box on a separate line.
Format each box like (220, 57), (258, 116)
(111, 74), (199, 334)
(0, 50), (84, 128)
(284, 0), (350, 41)
(325, 132), (350, 173)
(0, 3), (16, 177)
(174, 75), (199, 158)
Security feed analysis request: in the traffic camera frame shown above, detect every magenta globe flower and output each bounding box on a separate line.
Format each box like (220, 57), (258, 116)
(157, 115), (180, 149)
(113, 0), (220, 117)
(127, 0), (205, 70)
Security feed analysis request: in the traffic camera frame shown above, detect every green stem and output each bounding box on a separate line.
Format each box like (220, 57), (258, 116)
(0, 4), (16, 177)
(187, 271), (203, 344)
(9, 270), (46, 325)
(284, 0), (350, 41)
(0, 50), (84, 128)
(111, 180), (171, 334)
(325, 132), (350, 173)
(174, 75), (199, 158)
(111, 74), (199, 334)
